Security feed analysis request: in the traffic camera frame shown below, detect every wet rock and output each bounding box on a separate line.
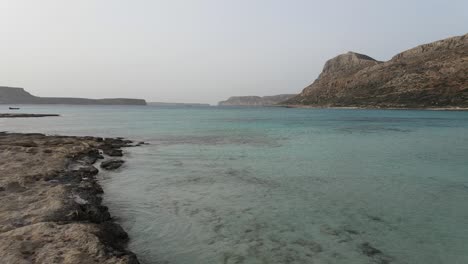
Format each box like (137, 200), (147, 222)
(82, 149), (102, 164)
(359, 242), (394, 264)
(71, 165), (99, 178)
(103, 148), (123, 157)
(367, 215), (384, 222)
(99, 221), (130, 250)
(100, 159), (125, 170)
(79, 204), (111, 223)
(344, 228), (359, 235)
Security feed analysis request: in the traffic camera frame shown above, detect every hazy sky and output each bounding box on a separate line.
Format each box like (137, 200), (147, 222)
(1, 0), (467, 104)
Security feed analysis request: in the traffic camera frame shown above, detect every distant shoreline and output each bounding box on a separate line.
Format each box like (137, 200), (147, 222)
(275, 105), (468, 111)
(0, 113), (60, 118)
(0, 86), (147, 105)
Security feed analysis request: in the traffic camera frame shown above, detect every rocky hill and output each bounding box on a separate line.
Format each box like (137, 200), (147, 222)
(0, 86), (147, 105)
(219, 94), (296, 106)
(284, 34), (468, 108)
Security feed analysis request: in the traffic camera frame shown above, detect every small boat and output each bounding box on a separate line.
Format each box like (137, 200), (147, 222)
(9, 107), (20, 110)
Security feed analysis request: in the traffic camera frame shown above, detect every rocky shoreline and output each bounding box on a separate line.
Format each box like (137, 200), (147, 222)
(0, 132), (141, 264)
(276, 104), (468, 111)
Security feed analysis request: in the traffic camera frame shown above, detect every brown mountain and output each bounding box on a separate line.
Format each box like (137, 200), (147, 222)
(0, 86), (147, 105)
(284, 34), (468, 108)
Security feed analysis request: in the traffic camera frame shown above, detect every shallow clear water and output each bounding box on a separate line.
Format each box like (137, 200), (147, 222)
(2, 105), (468, 264)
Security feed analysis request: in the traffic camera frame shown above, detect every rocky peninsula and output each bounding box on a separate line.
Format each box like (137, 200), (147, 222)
(0, 113), (60, 118)
(0, 133), (141, 264)
(0, 86), (147, 105)
(218, 94), (296, 106)
(284, 33), (468, 108)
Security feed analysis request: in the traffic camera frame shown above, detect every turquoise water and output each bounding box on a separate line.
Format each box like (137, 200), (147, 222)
(2, 105), (468, 264)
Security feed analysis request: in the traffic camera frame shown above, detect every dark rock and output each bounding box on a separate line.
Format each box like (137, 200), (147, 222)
(344, 229), (359, 235)
(99, 221), (130, 247)
(100, 159), (125, 170)
(136, 141), (148, 146)
(74, 165), (99, 177)
(77, 204), (111, 223)
(103, 148), (123, 157)
(78, 149), (101, 164)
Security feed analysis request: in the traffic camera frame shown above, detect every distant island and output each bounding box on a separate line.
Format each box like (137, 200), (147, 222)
(148, 102), (210, 107)
(283, 33), (468, 109)
(0, 86), (147, 105)
(218, 94), (296, 106)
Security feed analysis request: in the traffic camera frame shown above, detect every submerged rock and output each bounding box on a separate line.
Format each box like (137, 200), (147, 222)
(359, 242), (393, 264)
(360, 242), (382, 256)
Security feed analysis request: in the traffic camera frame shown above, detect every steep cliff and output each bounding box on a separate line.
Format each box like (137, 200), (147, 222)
(0, 86), (147, 105)
(219, 94), (296, 106)
(285, 34), (468, 108)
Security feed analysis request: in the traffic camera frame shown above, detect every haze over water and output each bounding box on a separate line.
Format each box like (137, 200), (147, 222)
(2, 105), (468, 264)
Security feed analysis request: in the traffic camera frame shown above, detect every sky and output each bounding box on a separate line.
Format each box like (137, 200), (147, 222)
(0, 0), (467, 104)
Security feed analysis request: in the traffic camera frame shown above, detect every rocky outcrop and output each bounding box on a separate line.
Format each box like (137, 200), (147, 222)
(285, 34), (468, 108)
(0, 87), (147, 105)
(0, 113), (59, 118)
(0, 133), (140, 264)
(219, 94), (296, 106)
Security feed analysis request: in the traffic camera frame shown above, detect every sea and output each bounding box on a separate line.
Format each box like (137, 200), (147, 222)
(2, 105), (468, 264)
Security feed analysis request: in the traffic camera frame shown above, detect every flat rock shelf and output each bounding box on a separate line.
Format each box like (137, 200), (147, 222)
(0, 132), (141, 264)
